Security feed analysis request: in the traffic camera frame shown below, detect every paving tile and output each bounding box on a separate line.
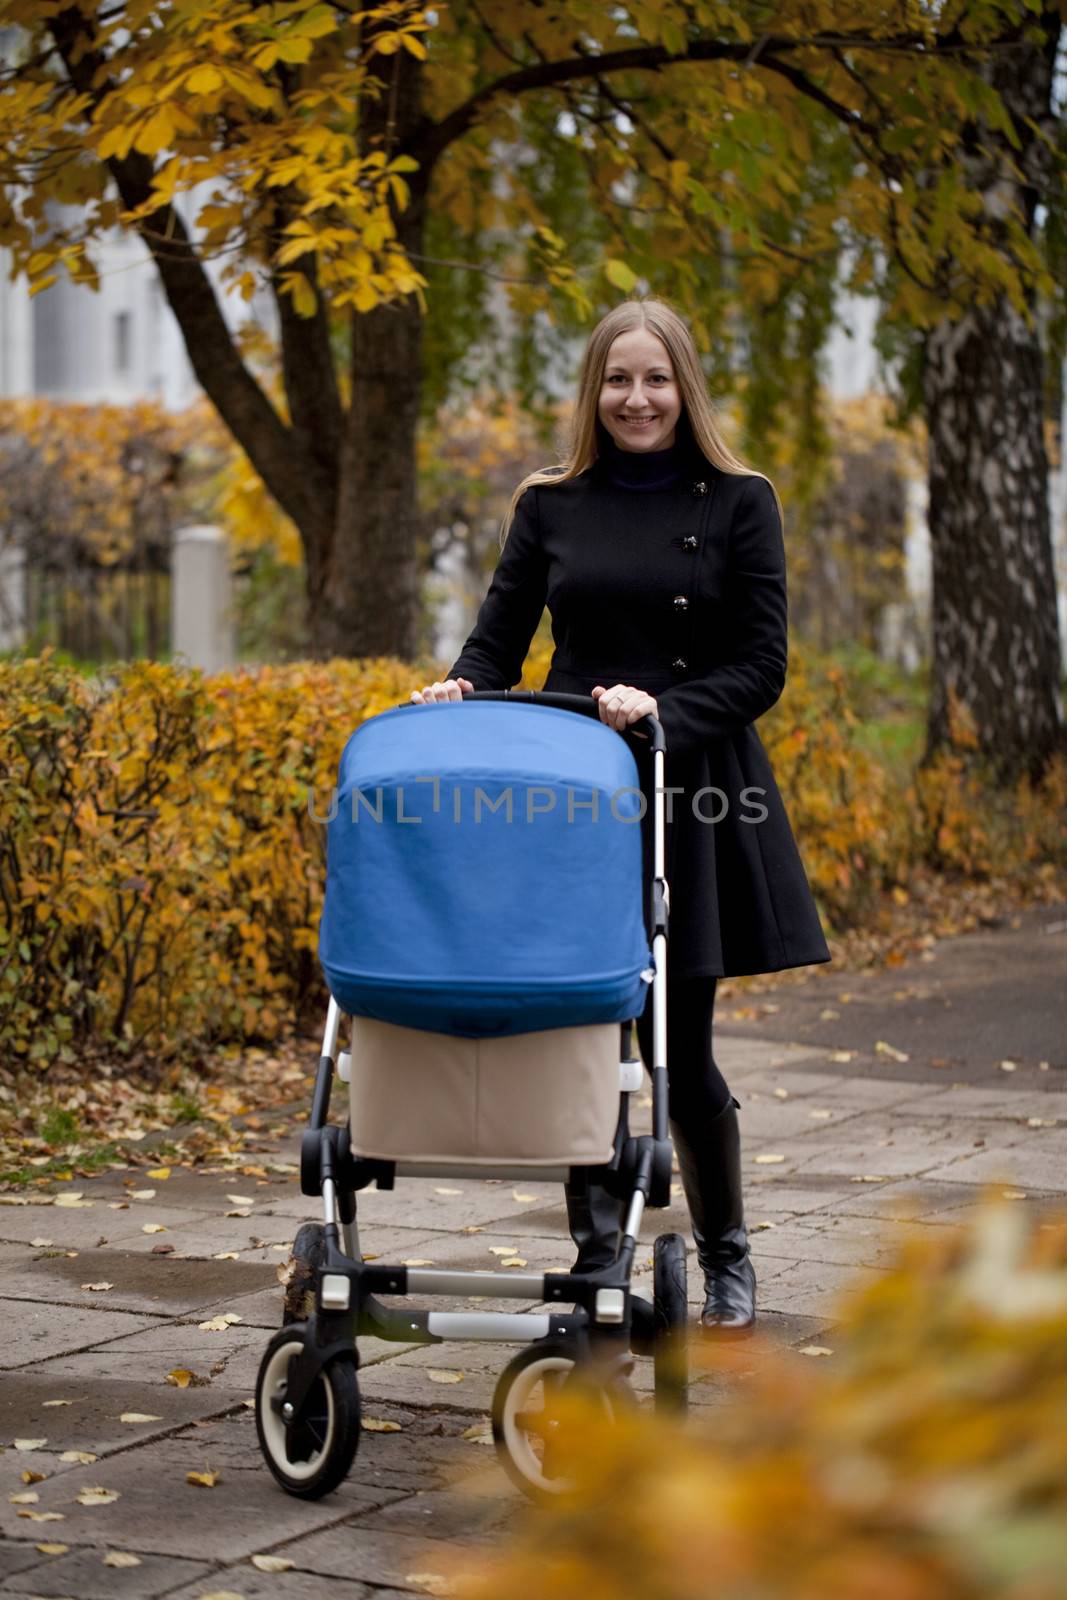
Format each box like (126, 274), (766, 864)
(0, 1301), (159, 1371)
(260, 1519), (503, 1593)
(4, 1546), (212, 1598)
(165, 1572), (393, 1600)
(918, 1128), (1067, 1191)
(0, 1429), (401, 1559)
(0, 1201), (212, 1252)
(0, 1246), (276, 1319)
(0, 1540), (46, 1582)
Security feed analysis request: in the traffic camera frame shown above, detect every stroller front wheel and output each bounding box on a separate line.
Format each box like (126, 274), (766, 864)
(491, 1342), (630, 1502)
(255, 1327), (360, 1499)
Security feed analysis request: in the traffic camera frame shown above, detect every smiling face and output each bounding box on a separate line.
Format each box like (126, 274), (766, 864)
(597, 326), (682, 452)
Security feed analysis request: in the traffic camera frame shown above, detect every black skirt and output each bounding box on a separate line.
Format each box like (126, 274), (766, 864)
(543, 663), (830, 979)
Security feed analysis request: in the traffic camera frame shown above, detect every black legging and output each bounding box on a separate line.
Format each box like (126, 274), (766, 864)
(634, 973), (732, 1131)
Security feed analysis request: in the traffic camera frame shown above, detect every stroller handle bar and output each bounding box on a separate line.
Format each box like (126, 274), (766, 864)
(402, 687), (666, 754)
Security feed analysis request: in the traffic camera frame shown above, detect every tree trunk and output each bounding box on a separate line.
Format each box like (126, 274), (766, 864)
(318, 195), (427, 660)
(312, 44), (428, 662)
(923, 298), (1063, 780)
(922, 5), (1064, 782)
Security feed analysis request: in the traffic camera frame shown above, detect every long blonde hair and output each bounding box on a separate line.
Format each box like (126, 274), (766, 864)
(501, 297), (777, 543)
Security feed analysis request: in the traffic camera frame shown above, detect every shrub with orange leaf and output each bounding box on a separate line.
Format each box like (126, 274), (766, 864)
(0, 652), (414, 1066)
(464, 1200), (1067, 1600)
(1, 651), (1063, 1067)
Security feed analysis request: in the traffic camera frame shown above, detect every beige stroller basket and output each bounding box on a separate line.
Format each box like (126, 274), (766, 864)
(346, 1017), (624, 1166)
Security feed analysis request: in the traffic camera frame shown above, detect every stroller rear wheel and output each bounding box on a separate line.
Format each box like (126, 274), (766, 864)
(280, 1223), (327, 1326)
(491, 1342), (630, 1501)
(255, 1326), (360, 1499)
(653, 1232), (689, 1413)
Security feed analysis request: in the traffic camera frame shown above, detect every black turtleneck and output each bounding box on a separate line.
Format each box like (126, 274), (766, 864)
(600, 433), (684, 492)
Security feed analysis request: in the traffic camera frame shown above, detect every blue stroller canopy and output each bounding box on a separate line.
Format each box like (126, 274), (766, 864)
(319, 702), (652, 1037)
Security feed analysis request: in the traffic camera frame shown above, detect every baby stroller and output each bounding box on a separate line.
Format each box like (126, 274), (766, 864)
(254, 690), (688, 1502)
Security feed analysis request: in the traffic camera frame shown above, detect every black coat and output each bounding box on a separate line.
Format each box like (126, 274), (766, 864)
(449, 448), (830, 979)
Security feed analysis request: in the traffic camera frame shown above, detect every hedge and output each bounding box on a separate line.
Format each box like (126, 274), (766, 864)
(1, 651), (1063, 1065)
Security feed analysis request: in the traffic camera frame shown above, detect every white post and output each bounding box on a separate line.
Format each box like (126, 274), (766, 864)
(0, 538), (26, 651)
(171, 524), (234, 673)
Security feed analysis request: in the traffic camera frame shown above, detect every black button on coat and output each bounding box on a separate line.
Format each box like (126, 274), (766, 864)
(448, 453), (831, 979)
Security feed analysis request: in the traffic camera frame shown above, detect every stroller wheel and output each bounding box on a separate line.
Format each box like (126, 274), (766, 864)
(491, 1342), (628, 1502)
(280, 1223), (327, 1326)
(653, 1232), (689, 1414)
(255, 1326), (360, 1499)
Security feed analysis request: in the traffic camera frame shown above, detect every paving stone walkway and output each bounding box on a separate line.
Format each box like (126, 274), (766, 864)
(2, 905), (1064, 1598)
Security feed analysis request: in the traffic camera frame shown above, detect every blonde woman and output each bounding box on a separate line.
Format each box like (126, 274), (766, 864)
(413, 299), (829, 1333)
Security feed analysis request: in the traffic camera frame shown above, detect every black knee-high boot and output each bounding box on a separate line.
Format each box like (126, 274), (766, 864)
(671, 1097), (756, 1333)
(563, 1171), (622, 1273)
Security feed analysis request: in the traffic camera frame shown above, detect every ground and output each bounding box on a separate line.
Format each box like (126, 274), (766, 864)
(1, 905), (1064, 1599)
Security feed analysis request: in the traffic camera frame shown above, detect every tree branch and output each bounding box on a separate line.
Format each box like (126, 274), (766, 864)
(410, 27), (1014, 169)
(47, 6), (333, 545)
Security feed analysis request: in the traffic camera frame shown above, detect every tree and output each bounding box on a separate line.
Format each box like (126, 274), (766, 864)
(0, 2), (1061, 775)
(918, 4), (1064, 781)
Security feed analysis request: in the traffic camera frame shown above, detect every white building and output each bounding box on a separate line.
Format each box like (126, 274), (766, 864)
(0, 228), (204, 408)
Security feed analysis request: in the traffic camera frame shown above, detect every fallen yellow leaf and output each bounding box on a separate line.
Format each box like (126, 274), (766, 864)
(434, 1187), (463, 1196)
(10, 1492), (40, 1505)
(129, 1189), (156, 1201)
(41, 1400), (74, 1408)
(35, 1542), (69, 1555)
(141, 1224), (166, 1235)
(58, 1450), (97, 1464)
(405, 1573), (455, 1597)
(403, 1258), (435, 1267)
(362, 1418), (402, 1433)
(502, 1258), (528, 1268)
(461, 1423), (494, 1445)
(17, 1509), (64, 1522)
(146, 1167), (171, 1180)
(798, 1345), (835, 1357)
(21, 1469), (45, 1484)
(426, 1369), (464, 1384)
(103, 1551), (142, 1568)
(213, 1251), (241, 1260)
(754, 1154), (786, 1165)
(13, 1438), (47, 1451)
(512, 1190), (540, 1202)
(488, 1246), (519, 1256)
(81, 1282), (114, 1292)
(119, 1412), (162, 1424)
(875, 1040), (909, 1062)
(252, 1554), (295, 1573)
(186, 1470), (222, 1488)
(198, 1313), (242, 1331)
(75, 1486), (120, 1506)
(165, 1369), (195, 1388)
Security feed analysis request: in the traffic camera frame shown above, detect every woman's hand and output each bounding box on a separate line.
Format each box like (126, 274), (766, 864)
(592, 683), (659, 733)
(410, 677), (474, 705)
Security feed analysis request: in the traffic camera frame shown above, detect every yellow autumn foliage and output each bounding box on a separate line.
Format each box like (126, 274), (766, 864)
(1, 652), (1063, 1065)
(464, 1199), (1067, 1600)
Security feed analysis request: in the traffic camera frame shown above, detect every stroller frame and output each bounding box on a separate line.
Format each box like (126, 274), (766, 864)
(255, 691), (684, 1501)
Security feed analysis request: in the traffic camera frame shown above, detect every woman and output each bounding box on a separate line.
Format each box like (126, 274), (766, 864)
(412, 298), (829, 1334)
